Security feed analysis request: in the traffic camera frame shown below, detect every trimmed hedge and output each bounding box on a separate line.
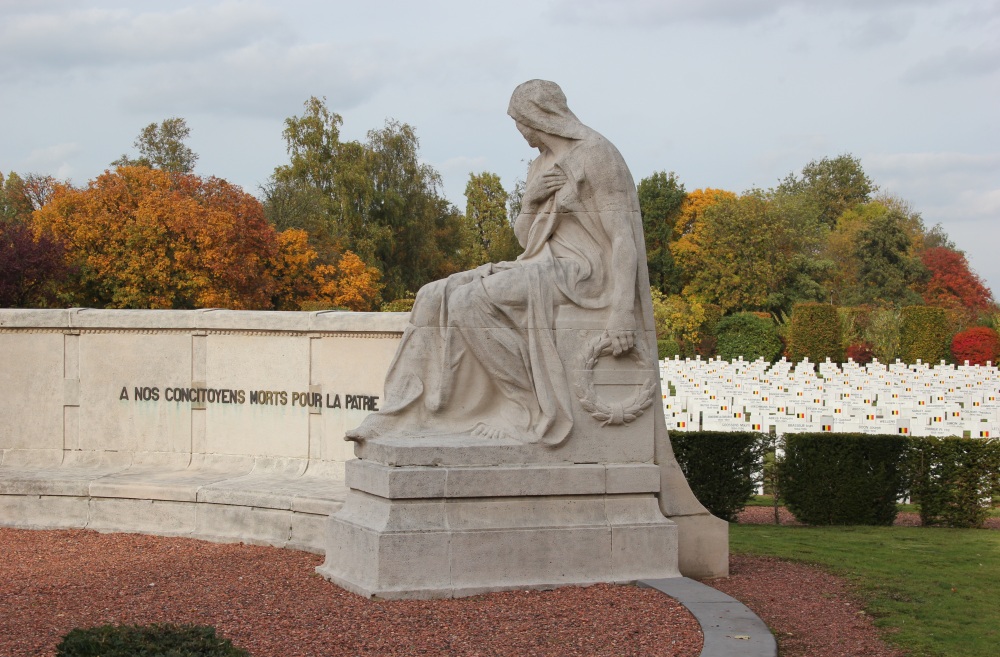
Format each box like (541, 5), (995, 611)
(789, 303), (843, 363)
(669, 431), (766, 522)
(657, 338), (681, 360)
(910, 436), (1000, 528)
(57, 624), (251, 657)
(900, 305), (951, 364)
(715, 313), (782, 362)
(778, 433), (910, 525)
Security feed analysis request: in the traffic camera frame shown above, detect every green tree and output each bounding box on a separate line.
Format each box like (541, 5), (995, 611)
(113, 117), (199, 173)
(778, 154), (875, 228)
(263, 97), (469, 303)
(638, 171), (686, 294)
(1, 171), (57, 222)
(464, 171), (519, 264)
(854, 210), (926, 306)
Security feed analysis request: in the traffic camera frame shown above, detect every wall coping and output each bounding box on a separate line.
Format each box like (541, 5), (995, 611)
(0, 308), (410, 333)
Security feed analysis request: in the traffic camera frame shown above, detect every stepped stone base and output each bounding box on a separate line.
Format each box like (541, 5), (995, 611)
(317, 455), (679, 599)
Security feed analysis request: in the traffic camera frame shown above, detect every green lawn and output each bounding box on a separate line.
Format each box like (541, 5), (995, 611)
(730, 523), (1000, 657)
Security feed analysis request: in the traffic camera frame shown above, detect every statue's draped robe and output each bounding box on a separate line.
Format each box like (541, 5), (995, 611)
(348, 129), (647, 446)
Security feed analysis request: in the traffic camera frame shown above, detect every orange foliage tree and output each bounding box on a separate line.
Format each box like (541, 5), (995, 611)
(31, 167), (383, 311)
(270, 230), (382, 311)
(33, 167), (278, 309)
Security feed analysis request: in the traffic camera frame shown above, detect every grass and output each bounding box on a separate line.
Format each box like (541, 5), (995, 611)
(730, 523), (1000, 657)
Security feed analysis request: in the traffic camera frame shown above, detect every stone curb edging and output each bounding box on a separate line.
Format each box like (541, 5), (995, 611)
(639, 577), (777, 657)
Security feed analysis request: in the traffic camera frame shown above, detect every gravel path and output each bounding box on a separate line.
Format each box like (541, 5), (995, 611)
(1, 523), (926, 657)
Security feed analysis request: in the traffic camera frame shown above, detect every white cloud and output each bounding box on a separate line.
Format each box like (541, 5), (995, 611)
(903, 43), (1000, 83)
(866, 151), (1000, 223)
(0, 2), (288, 73)
(867, 152), (1000, 176)
(20, 141), (81, 179)
(548, 0), (949, 27)
(120, 40), (395, 118)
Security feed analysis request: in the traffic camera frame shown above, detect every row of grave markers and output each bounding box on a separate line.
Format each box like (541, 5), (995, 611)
(660, 355), (1000, 438)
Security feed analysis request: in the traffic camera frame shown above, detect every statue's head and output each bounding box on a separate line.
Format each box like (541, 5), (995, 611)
(508, 80), (587, 140)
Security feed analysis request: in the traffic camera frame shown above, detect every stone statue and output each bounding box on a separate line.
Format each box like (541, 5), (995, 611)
(347, 79), (651, 447)
(322, 80), (728, 598)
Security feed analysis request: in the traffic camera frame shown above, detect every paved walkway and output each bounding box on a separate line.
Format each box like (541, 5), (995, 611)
(640, 577), (777, 657)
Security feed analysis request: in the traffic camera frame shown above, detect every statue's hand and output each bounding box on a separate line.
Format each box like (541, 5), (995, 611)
(524, 165), (568, 209)
(603, 310), (636, 356)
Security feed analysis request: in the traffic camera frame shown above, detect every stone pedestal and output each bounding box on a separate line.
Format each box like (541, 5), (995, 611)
(317, 448), (679, 599)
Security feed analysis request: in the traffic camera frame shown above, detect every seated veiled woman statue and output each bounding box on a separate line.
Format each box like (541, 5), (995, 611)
(347, 79), (650, 447)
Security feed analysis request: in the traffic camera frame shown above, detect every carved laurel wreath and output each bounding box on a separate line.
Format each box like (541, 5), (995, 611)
(574, 335), (655, 426)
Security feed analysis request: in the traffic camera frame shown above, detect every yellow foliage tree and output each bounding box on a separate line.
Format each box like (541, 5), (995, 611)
(670, 188), (736, 288)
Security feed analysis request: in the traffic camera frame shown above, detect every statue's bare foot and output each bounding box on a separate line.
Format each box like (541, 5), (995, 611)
(471, 422), (514, 441)
(344, 415), (386, 442)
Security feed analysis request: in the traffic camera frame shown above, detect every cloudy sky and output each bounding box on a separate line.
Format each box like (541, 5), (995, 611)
(3, 0), (998, 290)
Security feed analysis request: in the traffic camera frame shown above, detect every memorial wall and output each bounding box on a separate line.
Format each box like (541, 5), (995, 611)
(0, 308), (406, 471)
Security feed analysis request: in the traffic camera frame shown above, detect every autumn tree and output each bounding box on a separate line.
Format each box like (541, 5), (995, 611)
(1, 171), (56, 221)
(33, 167), (277, 309)
(682, 189), (826, 316)
(919, 247), (994, 317)
(0, 171), (68, 307)
(464, 171), (519, 264)
(269, 229), (382, 311)
(638, 171), (685, 294)
(670, 188), (736, 291)
(113, 117), (199, 173)
(263, 97), (468, 303)
(777, 154), (875, 228)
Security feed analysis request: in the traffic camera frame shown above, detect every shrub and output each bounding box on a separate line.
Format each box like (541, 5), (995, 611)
(778, 433), (910, 525)
(846, 342), (874, 364)
(838, 306), (872, 353)
(864, 307), (902, 362)
(900, 305), (951, 364)
(714, 313), (782, 362)
(657, 338), (681, 360)
(669, 431), (767, 522)
(910, 436), (1000, 528)
(696, 303), (724, 357)
(381, 295), (415, 312)
(789, 303), (843, 363)
(951, 326), (999, 366)
(57, 624), (251, 657)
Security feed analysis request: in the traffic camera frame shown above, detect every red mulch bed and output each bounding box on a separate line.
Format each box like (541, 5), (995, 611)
(2, 520), (940, 657)
(0, 528), (701, 657)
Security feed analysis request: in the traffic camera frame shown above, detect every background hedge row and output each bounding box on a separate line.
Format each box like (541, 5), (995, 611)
(670, 431), (1000, 528)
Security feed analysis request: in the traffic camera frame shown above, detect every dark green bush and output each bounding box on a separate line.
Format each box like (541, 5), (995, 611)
(900, 305), (951, 364)
(715, 313), (782, 362)
(789, 303), (843, 363)
(57, 624), (251, 657)
(778, 433), (910, 525)
(910, 436), (1000, 528)
(669, 431), (767, 522)
(657, 338), (681, 360)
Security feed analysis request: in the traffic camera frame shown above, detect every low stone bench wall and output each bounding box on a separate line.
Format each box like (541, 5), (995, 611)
(0, 308), (407, 550)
